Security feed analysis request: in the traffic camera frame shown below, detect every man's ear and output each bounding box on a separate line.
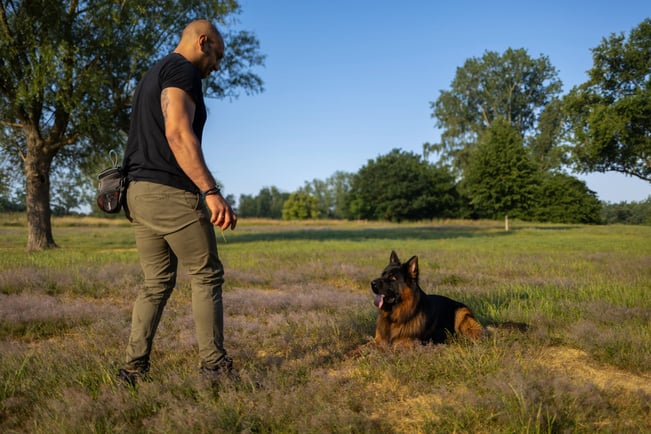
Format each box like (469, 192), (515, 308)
(198, 34), (209, 54)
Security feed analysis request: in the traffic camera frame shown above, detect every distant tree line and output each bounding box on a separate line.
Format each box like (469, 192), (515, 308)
(4, 171), (648, 225)
(233, 148), (649, 225)
(601, 197), (651, 225)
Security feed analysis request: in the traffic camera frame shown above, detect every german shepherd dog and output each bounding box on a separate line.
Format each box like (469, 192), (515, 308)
(371, 251), (484, 347)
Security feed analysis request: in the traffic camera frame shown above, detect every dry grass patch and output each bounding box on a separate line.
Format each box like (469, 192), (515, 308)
(538, 346), (651, 395)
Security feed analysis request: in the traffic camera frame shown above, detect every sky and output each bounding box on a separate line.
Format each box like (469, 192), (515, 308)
(203, 0), (651, 204)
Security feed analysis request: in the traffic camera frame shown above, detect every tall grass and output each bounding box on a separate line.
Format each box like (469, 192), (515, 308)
(1, 216), (650, 433)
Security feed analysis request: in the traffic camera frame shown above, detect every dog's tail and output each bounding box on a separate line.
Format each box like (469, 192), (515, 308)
(485, 321), (529, 336)
(455, 307), (485, 340)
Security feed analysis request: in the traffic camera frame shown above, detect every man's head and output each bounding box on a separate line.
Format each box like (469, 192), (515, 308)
(175, 19), (224, 78)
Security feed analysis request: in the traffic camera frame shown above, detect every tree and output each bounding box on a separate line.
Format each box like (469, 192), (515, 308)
(281, 192), (319, 220)
(530, 172), (602, 224)
(238, 186), (288, 219)
(346, 149), (459, 221)
(563, 18), (651, 182)
(0, 1), (264, 250)
(426, 48), (563, 173)
(528, 98), (567, 171)
(325, 171), (353, 219)
(297, 171), (353, 219)
(461, 119), (538, 219)
(296, 179), (330, 219)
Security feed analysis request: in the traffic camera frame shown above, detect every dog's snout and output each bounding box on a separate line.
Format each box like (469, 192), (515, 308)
(371, 279), (379, 293)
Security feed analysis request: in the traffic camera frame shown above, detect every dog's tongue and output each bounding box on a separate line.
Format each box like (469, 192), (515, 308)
(373, 294), (384, 309)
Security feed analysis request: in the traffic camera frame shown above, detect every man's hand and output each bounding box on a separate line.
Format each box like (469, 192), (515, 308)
(205, 193), (237, 231)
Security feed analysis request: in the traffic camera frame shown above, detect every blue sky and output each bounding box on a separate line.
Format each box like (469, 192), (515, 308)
(204, 0), (651, 204)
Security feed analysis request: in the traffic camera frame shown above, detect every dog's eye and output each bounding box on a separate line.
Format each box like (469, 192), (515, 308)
(389, 275), (397, 281)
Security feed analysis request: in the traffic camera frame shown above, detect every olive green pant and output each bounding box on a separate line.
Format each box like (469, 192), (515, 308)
(124, 181), (226, 371)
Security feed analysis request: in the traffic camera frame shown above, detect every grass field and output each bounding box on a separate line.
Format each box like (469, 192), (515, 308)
(1, 215), (650, 433)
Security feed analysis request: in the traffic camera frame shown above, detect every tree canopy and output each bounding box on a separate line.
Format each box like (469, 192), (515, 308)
(461, 119), (538, 219)
(531, 172), (602, 224)
(563, 18), (651, 182)
(346, 149), (459, 221)
(0, 0), (264, 250)
(282, 192), (320, 220)
(460, 119), (602, 223)
(427, 48), (563, 173)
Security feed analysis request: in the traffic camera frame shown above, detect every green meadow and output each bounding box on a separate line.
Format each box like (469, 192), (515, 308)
(1, 215), (650, 433)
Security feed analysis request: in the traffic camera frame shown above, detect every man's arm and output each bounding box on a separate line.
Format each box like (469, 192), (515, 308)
(162, 87), (237, 230)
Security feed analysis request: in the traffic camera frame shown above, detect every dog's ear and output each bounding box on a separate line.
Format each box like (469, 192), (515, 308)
(406, 256), (418, 279)
(389, 250), (400, 265)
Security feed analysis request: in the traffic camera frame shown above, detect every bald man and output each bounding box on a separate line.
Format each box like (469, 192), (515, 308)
(119, 20), (237, 386)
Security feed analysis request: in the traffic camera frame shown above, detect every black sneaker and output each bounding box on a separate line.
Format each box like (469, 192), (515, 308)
(117, 368), (150, 387)
(200, 355), (239, 384)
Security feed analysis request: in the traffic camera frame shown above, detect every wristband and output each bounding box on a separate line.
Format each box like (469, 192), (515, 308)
(203, 186), (221, 196)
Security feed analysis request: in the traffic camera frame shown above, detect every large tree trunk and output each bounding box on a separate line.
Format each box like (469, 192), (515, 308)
(24, 133), (58, 251)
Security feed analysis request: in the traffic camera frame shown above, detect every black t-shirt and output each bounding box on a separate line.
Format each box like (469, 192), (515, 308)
(123, 53), (207, 193)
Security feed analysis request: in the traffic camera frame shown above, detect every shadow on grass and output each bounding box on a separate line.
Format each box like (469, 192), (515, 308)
(529, 225), (580, 231)
(227, 225), (512, 244)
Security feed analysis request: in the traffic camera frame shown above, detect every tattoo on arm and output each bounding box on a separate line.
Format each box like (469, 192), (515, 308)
(161, 88), (169, 120)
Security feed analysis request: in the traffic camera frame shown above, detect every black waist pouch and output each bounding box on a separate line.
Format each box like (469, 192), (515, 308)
(96, 150), (127, 214)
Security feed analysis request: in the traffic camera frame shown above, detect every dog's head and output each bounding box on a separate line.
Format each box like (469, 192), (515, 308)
(371, 251), (419, 311)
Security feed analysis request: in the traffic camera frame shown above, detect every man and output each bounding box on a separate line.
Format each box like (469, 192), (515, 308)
(118, 19), (237, 386)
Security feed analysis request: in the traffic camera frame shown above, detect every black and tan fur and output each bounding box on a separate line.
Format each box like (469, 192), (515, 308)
(371, 251), (484, 347)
